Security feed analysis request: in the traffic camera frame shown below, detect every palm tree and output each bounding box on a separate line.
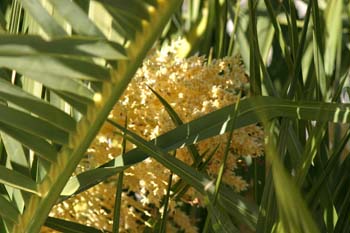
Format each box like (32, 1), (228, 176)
(0, 0), (349, 232)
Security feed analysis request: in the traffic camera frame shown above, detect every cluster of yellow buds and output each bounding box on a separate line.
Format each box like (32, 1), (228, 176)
(45, 40), (264, 232)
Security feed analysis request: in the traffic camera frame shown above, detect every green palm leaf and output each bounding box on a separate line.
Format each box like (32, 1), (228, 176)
(0, 1), (182, 232)
(61, 96), (350, 231)
(0, 165), (39, 195)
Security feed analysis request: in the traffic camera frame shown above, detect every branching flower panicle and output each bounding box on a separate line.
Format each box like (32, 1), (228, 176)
(46, 40), (264, 233)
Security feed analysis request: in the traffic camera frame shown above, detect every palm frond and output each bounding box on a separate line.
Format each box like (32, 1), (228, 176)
(0, 0), (182, 232)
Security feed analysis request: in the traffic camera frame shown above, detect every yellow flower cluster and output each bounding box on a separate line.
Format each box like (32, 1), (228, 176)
(45, 40), (263, 232)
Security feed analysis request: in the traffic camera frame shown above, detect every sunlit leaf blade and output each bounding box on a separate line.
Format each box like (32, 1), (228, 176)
(45, 217), (104, 233)
(263, 0), (292, 67)
(112, 172), (123, 233)
(292, 2), (311, 97)
(256, 3), (275, 64)
(324, 0), (342, 77)
(0, 56), (110, 82)
(157, 171), (172, 233)
(265, 129), (320, 233)
(108, 119), (258, 230)
(311, 0), (327, 98)
(102, 96), (350, 170)
(112, 118), (127, 233)
(0, 195), (20, 223)
(148, 85), (200, 163)
(0, 165), (39, 195)
(0, 79), (76, 132)
(0, 35), (127, 60)
(204, 98), (241, 232)
(0, 66), (94, 101)
(32, 74), (95, 101)
(0, 105), (69, 145)
(0, 122), (57, 162)
(60, 147), (219, 202)
(8, 189), (25, 220)
(48, 0), (105, 38)
(1, 132), (29, 176)
(295, 123), (327, 186)
(60, 167), (120, 199)
(18, 0), (67, 37)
